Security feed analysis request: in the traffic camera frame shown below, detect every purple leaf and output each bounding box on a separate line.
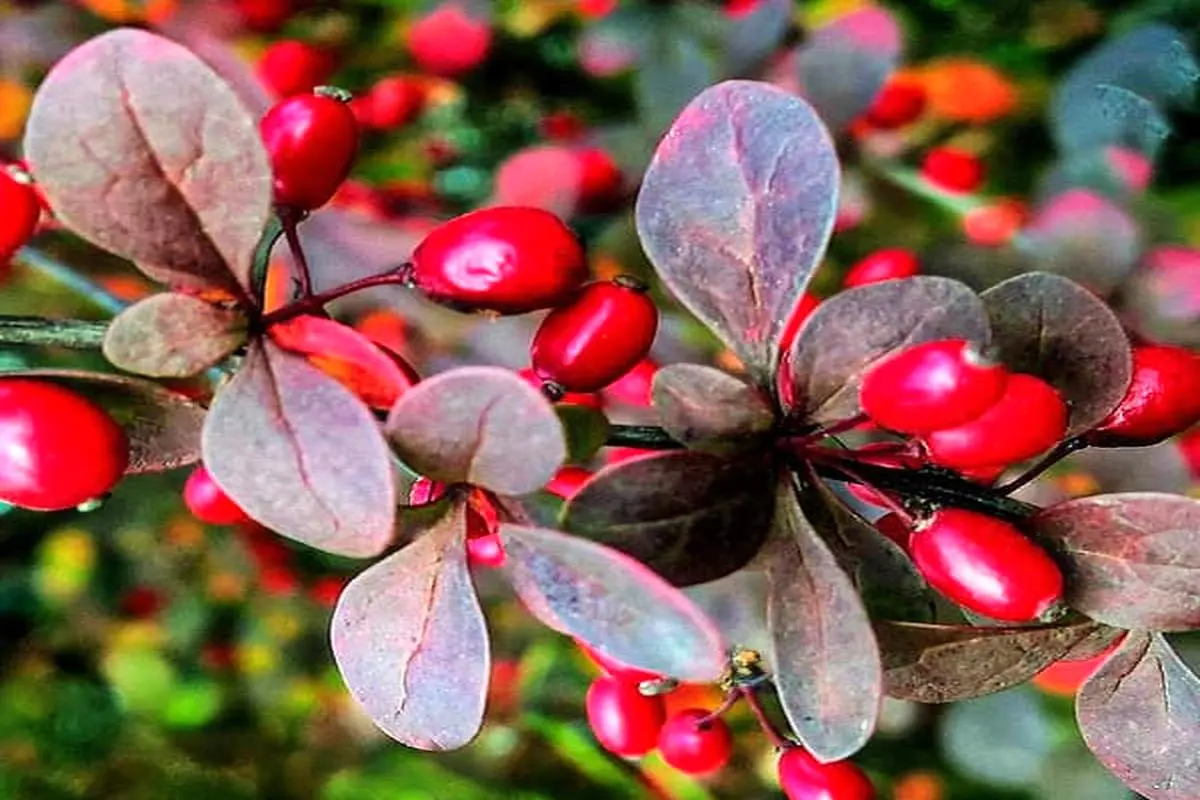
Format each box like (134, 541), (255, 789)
(651, 364), (775, 453)
(1034, 493), (1200, 631)
(1077, 632), (1200, 800)
(683, 570), (770, 655)
(331, 502), (489, 750)
(785, 276), (990, 424)
(500, 523), (725, 682)
(878, 620), (1110, 703)
(385, 367), (565, 496)
(635, 80), (839, 383)
(23, 28), (271, 302)
(102, 292), (247, 378)
(795, 7), (903, 131)
(2, 368), (204, 474)
(980, 272), (1132, 436)
(722, 0), (791, 75)
(1019, 190), (1142, 295)
(202, 341), (396, 558)
(766, 476), (881, 761)
(561, 451), (775, 586)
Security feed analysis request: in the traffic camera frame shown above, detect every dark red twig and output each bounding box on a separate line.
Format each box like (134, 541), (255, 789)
(740, 687), (792, 751)
(260, 263), (413, 327)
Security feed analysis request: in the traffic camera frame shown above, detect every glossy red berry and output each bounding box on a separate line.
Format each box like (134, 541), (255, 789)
(578, 641), (663, 684)
(0, 164), (41, 262)
(921, 146), (985, 194)
(467, 532), (505, 568)
(547, 466), (593, 500)
(185, 464), (252, 525)
(1090, 344), (1200, 446)
(874, 513), (912, 551)
(924, 373), (1068, 469)
(411, 207), (587, 314)
(466, 489), (504, 568)
(657, 708), (733, 775)
(532, 279), (659, 393)
(0, 379), (128, 510)
(257, 40), (335, 99)
(576, 147), (623, 213)
(234, 0), (292, 32)
(586, 675), (666, 757)
(406, 2), (492, 77)
(408, 476), (446, 506)
(843, 249), (920, 289)
(860, 339), (1008, 434)
(865, 78), (926, 130)
(261, 88), (359, 211)
(357, 75), (424, 131)
(603, 358), (658, 407)
(778, 747), (876, 800)
(911, 508), (1064, 622)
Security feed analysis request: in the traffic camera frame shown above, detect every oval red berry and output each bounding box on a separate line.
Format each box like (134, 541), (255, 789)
(531, 280), (658, 393)
(411, 207), (587, 315)
(586, 674), (666, 757)
(0, 165), (41, 262)
(657, 708), (733, 775)
(911, 508), (1064, 622)
(185, 464), (252, 525)
(860, 339), (1008, 434)
(778, 747), (876, 800)
(0, 379), (129, 510)
(1091, 344), (1200, 446)
(261, 90), (359, 211)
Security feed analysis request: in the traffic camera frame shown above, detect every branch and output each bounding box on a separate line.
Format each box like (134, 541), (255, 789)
(0, 316), (109, 349)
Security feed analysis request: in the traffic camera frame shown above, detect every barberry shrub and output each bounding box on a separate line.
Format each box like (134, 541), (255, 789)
(6, 18), (1200, 800)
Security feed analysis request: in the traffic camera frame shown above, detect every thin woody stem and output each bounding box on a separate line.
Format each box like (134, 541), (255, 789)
(741, 687), (792, 751)
(277, 207), (314, 298)
(259, 263), (414, 327)
(0, 317), (110, 349)
(996, 436), (1089, 494)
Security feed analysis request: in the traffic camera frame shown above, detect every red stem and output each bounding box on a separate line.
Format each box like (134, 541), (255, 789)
(740, 687), (792, 751)
(260, 263), (413, 327)
(278, 207), (314, 298)
(996, 436), (1089, 494)
(806, 448), (916, 526)
(793, 414), (869, 446)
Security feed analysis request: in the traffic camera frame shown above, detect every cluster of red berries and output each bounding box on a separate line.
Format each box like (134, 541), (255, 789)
(582, 645), (734, 774)
(850, 334), (1200, 622)
(0, 162), (42, 265)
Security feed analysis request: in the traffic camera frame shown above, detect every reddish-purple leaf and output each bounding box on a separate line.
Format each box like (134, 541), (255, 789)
(980, 272), (1132, 436)
(723, 0), (791, 75)
(651, 364), (775, 453)
(561, 451), (776, 586)
(785, 276), (990, 423)
(1020, 190), (1142, 296)
(386, 367), (565, 496)
(500, 523), (725, 682)
(795, 7), (902, 131)
(202, 341), (396, 558)
(1034, 493), (1200, 631)
(1077, 632), (1200, 800)
(23, 28), (271, 301)
(683, 570), (771, 655)
(102, 292), (246, 378)
(635, 80), (839, 383)
(766, 475), (881, 761)
(331, 502), (489, 750)
(877, 620), (1109, 703)
(2, 368), (204, 474)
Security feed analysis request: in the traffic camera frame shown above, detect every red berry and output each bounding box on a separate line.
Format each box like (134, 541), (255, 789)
(357, 75), (424, 131)
(578, 641), (663, 684)
(120, 586), (165, 619)
(860, 339), (1008, 434)
(865, 78), (927, 130)
(1032, 638), (1123, 697)
(260, 564), (300, 596)
(777, 293), (822, 409)
(234, 0), (292, 32)
(842, 249), (920, 289)
(411, 207), (588, 315)
(532, 279), (659, 393)
(408, 476), (447, 506)
(778, 747), (876, 800)
(874, 513), (912, 551)
(586, 675), (666, 757)
(540, 111), (586, 142)
(911, 508), (1064, 622)
(308, 575), (346, 607)
(1090, 344), (1200, 446)
(185, 464), (252, 525)
(724, 0), (762, 18)
(261, 88), (359, 211)
(657, 708), (734, 775)
(923, 373), (1067, 469)
(0, 380), (128, 510)
(257, 40), (335, 99)
(406, 2), (492, 77)
(547, 466), (592, 499)
(517, 368), (603, 409)
(466, 491), (504, 568)
(963, 198), (1027, 247)
(603, 358), (658, 407)
(0, 164), (41, 262)
(921, 146), (985, 193)
(576, 147), (623, 213)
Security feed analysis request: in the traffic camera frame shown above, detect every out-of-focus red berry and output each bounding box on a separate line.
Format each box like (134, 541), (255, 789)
(185, 464), (253, 525)
(406, 2), (492, 77)
(921, 146), (985, 193)
(257, 40), (335, 99)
